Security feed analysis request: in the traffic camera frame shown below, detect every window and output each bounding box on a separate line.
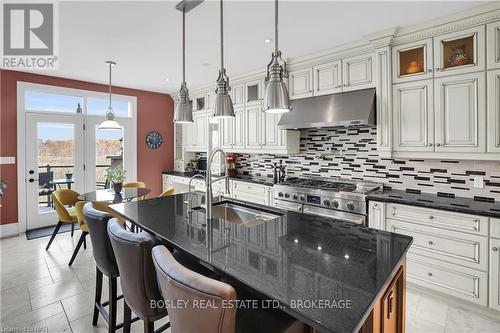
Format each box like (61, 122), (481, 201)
(25, 91), (83, 113)
(87, 98), (131, 117)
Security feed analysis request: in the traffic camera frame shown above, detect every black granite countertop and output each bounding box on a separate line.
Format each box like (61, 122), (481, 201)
(162, 171), (276, 186)
(109, 193), (412, 333)
(367, 189), (500, 218)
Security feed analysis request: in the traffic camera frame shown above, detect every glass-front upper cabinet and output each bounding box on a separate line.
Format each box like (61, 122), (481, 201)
(392, 39), (433, 83)
(433, 26), (485, 77)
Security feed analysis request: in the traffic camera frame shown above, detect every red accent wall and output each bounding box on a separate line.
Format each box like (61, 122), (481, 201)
(0, 69), (174, 226)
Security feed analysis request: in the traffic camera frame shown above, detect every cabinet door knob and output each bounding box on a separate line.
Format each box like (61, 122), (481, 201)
(427, 69), (433, 73)
(427, 272), (433, 277)
(493, 247), (498, 252)
(428, 143), (433, 147)
(435, 67), (440, 71)
(428, 240), (434, 245)
(436, 143), (441, 147)
(429, 215), (434, 220)
(373, 203), (378, 207)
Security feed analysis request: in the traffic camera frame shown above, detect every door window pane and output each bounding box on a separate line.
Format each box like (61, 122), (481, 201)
(87, 98), (130, 117)
(95, 125), (124, 189)
(37, 123), (75, 213)
(26, 91), (83, 113)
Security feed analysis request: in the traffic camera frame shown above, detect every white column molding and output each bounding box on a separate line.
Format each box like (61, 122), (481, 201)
(374, 46), (393, 157)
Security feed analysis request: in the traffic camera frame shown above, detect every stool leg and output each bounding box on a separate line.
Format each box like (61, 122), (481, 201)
(93, 268), (103, 326)
(108, 276), (118, 333)
(46, 221), (63, 250)
(71, 223), (75, 237)
(143, 319), (154, 333)
(123, 301), (132, 333)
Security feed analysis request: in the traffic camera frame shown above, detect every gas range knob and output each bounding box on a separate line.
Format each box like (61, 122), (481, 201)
(278, 192), (284, 197)
(293, 194), (299, 200)
(299, 195), (306, 201)
(284, 193), (290, 198)
(323, 199), (331, 207)
(332, 200), (339, 208)
(346, 202), (355, 211)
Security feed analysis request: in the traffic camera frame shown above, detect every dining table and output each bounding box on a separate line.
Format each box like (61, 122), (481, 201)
(77, 187), (151, 203)
(50, 178), (74, 189)
(109, 192), (412, 333)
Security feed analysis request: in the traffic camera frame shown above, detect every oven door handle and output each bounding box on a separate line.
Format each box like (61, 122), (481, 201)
(302, 206), (366, 225)
(274, 200), (303, 212)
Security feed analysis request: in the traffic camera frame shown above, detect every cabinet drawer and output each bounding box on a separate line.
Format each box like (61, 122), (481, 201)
(491, 218), (500, 239)
(171, 176), (190, 185)
(386, 203), (488, 236)
(233, 193), (267, 206)
(387, 219), (488, 271)
(407, 253), (487, 306)
(232, 181), (267, 196)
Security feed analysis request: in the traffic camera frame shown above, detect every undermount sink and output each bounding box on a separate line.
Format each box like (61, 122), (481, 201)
(193, 201), (282, 227)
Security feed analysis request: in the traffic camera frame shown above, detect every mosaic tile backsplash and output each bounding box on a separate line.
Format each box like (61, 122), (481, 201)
(236, 126), (500, 202)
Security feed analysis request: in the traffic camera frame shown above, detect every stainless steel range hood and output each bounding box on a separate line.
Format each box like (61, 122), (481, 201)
(278, 88), (376, 129)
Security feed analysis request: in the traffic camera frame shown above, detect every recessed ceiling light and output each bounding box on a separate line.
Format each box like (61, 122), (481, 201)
(264, 38), (272, 44)
(165, 78), (170, 82)
(202, 63), (210, 67)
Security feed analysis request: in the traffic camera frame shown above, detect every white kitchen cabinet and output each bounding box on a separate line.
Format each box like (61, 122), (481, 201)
(393, 80), (434, 152)
(492, 218), (500, 240)
(262, 112), (280, 147)
(312, 60), (342, 96)
(368, 201), (386, 230)
(162, 174), (172, 192)
(487, 69), (500, 153)
(407, 253), (488, 306)
(192, 94), (206, 111)
(289, 68), (313, 100)
(232, 180), (272, 206)
(434, 72), (486, 152)
(231, 83), (244, 107)
(194, 112), (208, 149)
(433, 26), (486, 77)
(392, 38), (434, 83)
(490, 238), (500, 311)
(342, 54), (374, 91)
(245, 79), (263, 106)
(182, 121), (196, 148)
(245, 105), (262, 149)
(487, 21), (500, 70)
(221, 107), (244, 150)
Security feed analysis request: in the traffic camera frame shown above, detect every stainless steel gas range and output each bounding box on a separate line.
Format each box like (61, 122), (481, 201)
(274, 177), (383, 225)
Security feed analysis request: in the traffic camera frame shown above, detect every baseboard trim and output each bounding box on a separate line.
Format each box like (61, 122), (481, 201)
(0, 223), (19, 239)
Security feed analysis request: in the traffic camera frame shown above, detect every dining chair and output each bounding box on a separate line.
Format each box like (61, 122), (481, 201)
(107, 220), (170, 333)
(46, 189), (80, 251)
(123, 181), (146, 188)
(152, 245), (306, 333)
(84, 203), (136, 333)
(68, 201), (89, 266)
(158, 188), (174, 197)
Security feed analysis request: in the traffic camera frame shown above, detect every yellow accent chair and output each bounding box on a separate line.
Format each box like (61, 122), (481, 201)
(68, 201), (89, 266)
(159, 188), (174, 197)
(46, 189), (80, 251)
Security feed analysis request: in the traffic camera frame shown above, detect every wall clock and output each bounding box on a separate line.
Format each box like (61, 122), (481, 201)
(146, 131), (163, 149)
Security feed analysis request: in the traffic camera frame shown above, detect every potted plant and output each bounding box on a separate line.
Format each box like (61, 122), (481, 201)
(65, 170), (73, 180)
(106, 165), (126, 194)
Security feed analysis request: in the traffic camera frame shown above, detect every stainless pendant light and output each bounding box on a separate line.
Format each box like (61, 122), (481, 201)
(99, 61), (121, 130)
(173, 6), (193, 123)
(263, 0), (291, 114)
(212, 0), (234, 118)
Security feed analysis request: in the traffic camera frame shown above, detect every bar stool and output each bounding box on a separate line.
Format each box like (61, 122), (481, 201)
(83, 202), (138, 333)
(152, 245), (306, 333)
(107, 220), (169, 333)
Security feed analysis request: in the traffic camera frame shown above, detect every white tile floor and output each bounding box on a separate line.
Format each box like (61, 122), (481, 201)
(1, 230), (500, 333)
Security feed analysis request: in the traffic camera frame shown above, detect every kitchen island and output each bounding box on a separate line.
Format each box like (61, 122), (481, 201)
(109, 192), (413, 333)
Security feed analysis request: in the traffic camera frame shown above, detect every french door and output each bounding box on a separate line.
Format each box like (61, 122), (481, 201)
(25, 114), (85, 229)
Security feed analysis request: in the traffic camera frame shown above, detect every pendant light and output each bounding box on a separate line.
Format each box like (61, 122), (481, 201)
(99, 61), (121, 130)
(263, 0), (291, 114)
(173, 6), (193, 123)
(212, 0), (235, 118)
